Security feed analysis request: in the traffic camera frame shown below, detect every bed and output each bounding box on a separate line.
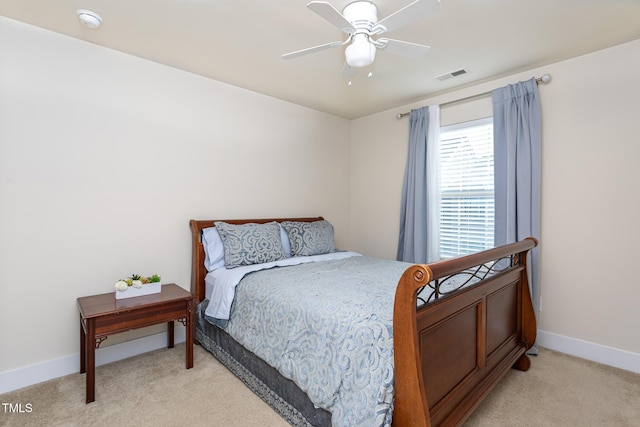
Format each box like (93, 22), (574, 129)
(189, 217), (537, 427)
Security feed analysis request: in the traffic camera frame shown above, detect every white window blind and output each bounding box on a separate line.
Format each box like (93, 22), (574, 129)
(438, 118), (494, 259)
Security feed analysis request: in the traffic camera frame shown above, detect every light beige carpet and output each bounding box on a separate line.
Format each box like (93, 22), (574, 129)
(1, 344), (638, 426)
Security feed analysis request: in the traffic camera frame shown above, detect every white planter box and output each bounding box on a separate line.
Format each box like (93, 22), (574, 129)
(115, 282), (162, 299)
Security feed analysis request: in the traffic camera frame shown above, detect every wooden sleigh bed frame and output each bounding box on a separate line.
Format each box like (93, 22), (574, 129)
(190, 217), (538, 427)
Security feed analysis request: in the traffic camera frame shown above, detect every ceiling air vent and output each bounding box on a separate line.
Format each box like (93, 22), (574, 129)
(435, 68), (468, 81)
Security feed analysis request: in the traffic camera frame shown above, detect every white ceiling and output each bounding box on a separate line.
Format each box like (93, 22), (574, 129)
(1, 0), (639, 119)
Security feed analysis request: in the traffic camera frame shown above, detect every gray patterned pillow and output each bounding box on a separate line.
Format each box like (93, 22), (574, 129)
(214, 221), (286, 268)
(281, 220), (337, 257)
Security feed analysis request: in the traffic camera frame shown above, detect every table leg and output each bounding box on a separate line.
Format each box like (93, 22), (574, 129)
(186, 299), (194, 369)
(86, 318), (95, 404)
(167, 321), (174, 348)
(80, 314), (86, 374)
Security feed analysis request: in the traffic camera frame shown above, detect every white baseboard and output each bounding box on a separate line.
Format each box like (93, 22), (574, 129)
(538, 329), (640, 374)
(0, 329), (185, 395)
(3, 328), (638, 395)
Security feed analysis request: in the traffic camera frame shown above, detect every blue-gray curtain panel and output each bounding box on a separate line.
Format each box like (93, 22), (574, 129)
(492, 77), (541, 352)
(397, 106), (430, 263)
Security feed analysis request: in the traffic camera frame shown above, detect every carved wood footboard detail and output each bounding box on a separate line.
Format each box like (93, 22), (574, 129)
(393, 238), (538, 426)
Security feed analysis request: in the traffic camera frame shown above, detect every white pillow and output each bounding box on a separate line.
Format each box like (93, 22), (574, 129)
(202, 227), (225, 272)
(279, 224), (292, 258)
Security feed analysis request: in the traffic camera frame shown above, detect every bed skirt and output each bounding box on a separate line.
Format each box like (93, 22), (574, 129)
(196, 302), (332, 427)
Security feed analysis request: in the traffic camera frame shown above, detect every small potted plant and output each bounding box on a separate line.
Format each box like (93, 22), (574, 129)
(115, 273), (162, 299)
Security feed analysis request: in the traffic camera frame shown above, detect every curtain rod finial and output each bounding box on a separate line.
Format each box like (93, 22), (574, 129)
(540, 74), (551, 84)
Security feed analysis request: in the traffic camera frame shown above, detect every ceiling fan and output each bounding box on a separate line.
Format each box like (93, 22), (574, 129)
(282, 0), (441, 76)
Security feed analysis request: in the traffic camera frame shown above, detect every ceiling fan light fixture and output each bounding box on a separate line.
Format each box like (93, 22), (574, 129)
(346, 34), (376, 67)
(283, 0), (439, 74)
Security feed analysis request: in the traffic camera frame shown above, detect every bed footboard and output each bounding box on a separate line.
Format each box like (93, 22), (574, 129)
(393, 238), (538, 426)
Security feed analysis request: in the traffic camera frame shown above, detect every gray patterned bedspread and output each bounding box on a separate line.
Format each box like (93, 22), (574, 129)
(224, 255), (412, 427)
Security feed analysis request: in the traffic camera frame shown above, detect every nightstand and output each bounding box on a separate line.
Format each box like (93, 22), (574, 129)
(77, 283), (194, 403)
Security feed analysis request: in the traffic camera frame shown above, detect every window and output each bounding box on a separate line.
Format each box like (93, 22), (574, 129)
(438, 118), (494, 259)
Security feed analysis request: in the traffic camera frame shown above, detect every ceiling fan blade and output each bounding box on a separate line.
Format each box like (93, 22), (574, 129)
(341, 62), (356, 78)
(377, 38), (431, 58)
(282, 40), (345, 60)
(374, 0), (440, 34)
(307, 1), (354, 34)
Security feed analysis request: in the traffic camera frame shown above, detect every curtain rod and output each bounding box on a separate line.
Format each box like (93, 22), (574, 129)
(395, 74), (552, 119)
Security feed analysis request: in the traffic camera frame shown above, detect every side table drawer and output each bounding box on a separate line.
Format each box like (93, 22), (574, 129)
(94, 301), (189, 336)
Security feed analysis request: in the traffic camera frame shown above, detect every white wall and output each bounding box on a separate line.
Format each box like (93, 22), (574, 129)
(0, 17), (350, 383)
(350, 39), (640, 370)
(2, 16), (639, 394)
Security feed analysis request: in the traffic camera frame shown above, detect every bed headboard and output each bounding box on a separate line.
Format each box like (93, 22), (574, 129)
(189, 217), (324, 304)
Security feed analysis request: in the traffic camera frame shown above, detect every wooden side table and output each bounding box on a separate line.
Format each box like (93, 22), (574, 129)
(77, 283), (194, 403)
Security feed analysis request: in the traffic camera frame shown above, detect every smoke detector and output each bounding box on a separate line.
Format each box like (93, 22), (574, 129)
(76, 10), (102, 29)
